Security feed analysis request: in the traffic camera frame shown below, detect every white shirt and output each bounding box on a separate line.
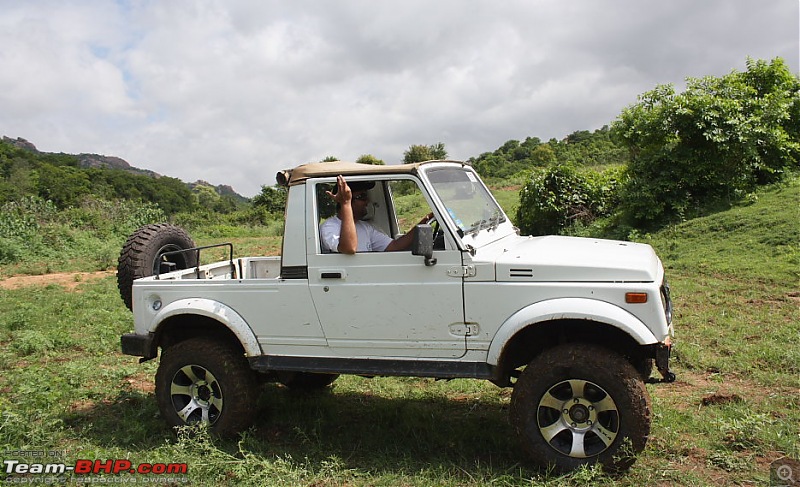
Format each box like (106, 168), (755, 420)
(320, 216), (393, 252)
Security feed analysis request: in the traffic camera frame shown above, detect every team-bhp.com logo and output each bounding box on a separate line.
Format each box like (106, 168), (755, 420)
(3, 458), (188, 483)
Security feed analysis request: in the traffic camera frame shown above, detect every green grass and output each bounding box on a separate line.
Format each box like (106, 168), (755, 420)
(641, 178), (800, 386)
(0, 178), (797, 485)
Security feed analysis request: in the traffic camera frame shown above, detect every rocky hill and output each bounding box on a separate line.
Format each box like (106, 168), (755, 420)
(2, 136), (246, 201)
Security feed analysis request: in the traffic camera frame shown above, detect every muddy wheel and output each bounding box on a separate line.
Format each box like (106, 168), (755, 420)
(510, 343), (651, 473)
(636, 358), (654, 381)
(117, 223), (197, 310)
(278, 372), (339, 390)
(155, 338), (258, 437)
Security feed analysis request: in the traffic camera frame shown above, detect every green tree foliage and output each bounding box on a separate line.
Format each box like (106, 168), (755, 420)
(469, 128), (628, 179)
(37, 164), (93, 207)
(0, 142), (44, 202)
(355, 154), (385, 165)
(613, 57), (800, 226)
(403, 143), (448, 164)
(251, 185), (287, 215)
(194, 184), (222, 210)
(516, 165), (624, 236)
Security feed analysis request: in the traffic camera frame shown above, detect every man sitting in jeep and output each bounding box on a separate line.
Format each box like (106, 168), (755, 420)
(320, 175), (431, 253)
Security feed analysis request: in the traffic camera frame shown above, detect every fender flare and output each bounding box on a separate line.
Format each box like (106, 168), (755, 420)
(486, 297), (658, 366)
(151, 298), (262, 357)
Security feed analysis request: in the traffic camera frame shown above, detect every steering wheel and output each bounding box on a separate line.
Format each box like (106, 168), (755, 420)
(429, 216), (445, 250)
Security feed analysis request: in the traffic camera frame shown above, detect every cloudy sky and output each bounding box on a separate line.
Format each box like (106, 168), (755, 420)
(1, 1), (797, 197)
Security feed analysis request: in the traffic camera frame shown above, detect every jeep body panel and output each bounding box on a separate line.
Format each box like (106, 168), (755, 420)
(492, 235), (661, 283)
(484, 297), (661, 366)
(124, 160), (673, 380)
(144, 297), (264, 357)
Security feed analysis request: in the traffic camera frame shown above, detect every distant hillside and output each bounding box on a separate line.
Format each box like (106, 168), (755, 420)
(187, 180), (248, 204)
(1, 136), (246, 201)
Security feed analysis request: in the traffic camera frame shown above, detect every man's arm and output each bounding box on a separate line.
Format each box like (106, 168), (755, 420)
(327, 175), (358, 254)
(384, 213), (433, 252)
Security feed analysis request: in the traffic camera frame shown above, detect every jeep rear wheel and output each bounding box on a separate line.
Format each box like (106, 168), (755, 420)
(155, 338), (257, 437)
(510, 343), (651, 473)
(117, 223), (197, 311)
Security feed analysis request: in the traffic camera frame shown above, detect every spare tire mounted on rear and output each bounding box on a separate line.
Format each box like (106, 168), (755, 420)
(117, 223), (197, 310)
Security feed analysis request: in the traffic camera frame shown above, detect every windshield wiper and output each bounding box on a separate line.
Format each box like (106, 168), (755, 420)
(465, 211), (506, 236)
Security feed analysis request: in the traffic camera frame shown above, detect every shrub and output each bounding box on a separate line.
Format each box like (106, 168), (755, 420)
(0, 196), (167, 265)
(516, 165), (624, 236)
(613, 57), (800, 227)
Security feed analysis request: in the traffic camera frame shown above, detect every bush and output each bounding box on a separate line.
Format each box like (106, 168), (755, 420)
(613, 57), (800, 227)
(516, 165), (624, 236)
(0, 196), (166, 265)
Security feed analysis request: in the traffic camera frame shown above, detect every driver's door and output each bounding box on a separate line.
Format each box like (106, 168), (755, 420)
(306, 178), (467, 359)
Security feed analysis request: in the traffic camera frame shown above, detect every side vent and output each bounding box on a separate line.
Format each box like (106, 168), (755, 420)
(509, 268), (534, 278)
(281, 266), (309, 279)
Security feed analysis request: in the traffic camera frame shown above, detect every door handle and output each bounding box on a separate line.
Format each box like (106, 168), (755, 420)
(320, 269), (346, 279)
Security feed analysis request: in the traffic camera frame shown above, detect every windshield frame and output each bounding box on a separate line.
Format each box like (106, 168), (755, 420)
(419, 163), (516, 250)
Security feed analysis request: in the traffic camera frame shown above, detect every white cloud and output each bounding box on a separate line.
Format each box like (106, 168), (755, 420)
(0, 0), (796, 196)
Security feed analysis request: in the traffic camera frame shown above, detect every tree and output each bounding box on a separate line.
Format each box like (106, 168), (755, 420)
(403, 143), (448, 164)
(36, 163), (92, 207)
(613, 57), (800, 226)
(429, 142), (448, 160)
(193, 185), (220, 211)
(356, 154), (385, 165)
(530, 144), (557, 167)
(252, 185), (287, 215)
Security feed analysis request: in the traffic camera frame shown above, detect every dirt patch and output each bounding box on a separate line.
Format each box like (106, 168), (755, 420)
(124, 372), (155, 394)
(701, 392), (744, 407)
(0, 270), (114, 291)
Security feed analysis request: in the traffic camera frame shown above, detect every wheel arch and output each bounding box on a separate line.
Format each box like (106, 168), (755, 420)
(488, 298), (657, 385)
(150, 298), (262, 357)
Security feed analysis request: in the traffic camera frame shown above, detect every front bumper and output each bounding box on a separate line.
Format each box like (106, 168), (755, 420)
(121, 333), (157, 360)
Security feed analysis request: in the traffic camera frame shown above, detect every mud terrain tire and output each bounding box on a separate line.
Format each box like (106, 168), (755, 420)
(117, 223), (197, 310)
(510, 343), (651, 473)
(155, 338), (258, 437)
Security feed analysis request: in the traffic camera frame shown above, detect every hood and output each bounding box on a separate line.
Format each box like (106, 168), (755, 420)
(492, 235), (661, 282)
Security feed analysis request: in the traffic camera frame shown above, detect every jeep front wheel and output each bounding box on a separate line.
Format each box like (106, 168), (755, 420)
(510, 343), (651, 473)
(155, 338), (257, 437)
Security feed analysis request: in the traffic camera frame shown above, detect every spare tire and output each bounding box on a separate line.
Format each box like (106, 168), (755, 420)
(117, 223), (197, 311)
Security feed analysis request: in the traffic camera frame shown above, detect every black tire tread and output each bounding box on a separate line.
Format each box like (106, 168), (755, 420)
(510, 343), (651, 473)
(117, 223), (196, 310)
(155, 338), (258, 437)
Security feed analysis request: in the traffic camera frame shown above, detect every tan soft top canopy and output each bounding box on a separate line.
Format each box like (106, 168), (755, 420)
(277, 160), (465, 186)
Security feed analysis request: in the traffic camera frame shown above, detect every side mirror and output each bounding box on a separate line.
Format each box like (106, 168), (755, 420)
(412, 224), (437, 266)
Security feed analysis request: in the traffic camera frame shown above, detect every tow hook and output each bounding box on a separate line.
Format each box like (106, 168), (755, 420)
(655, 368), (676, 383)
(654, 342), (676, 383)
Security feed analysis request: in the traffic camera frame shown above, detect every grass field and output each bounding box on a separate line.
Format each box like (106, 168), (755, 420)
(0, 178), (797, 485)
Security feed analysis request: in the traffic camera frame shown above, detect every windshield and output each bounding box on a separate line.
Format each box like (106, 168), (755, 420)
(426, 167), (507, 238)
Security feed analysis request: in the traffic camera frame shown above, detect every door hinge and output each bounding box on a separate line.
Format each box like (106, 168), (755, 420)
(447, 265), (476, 278)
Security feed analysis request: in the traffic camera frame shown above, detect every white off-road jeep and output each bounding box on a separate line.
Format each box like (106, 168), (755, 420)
(118, 160), (674, 473)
